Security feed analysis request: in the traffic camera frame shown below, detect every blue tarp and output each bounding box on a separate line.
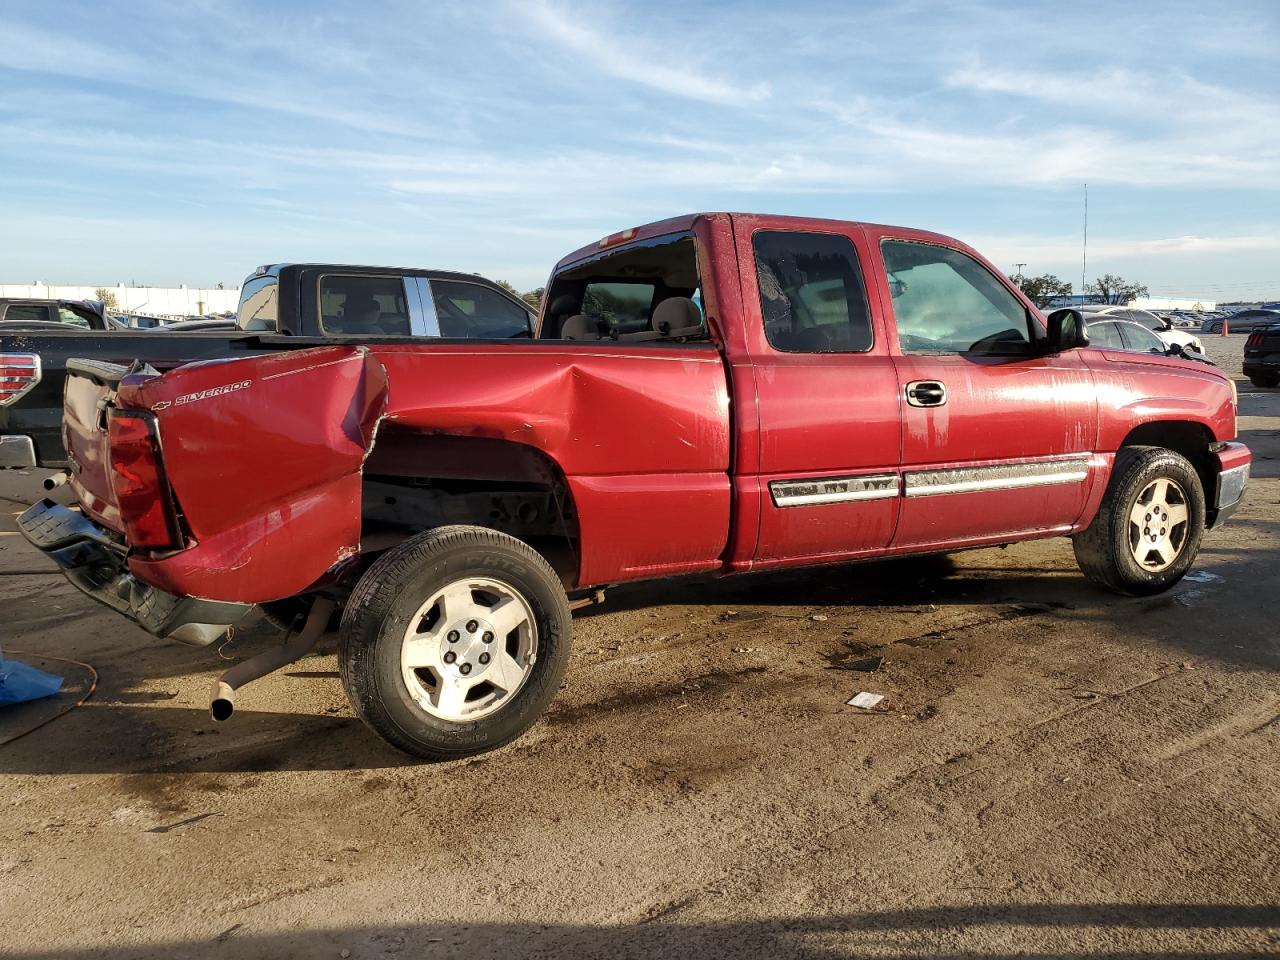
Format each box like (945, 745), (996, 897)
(0, 659), (63, 705)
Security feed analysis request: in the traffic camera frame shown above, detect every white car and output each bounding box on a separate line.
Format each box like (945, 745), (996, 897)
(1080, 305), (1204, 353)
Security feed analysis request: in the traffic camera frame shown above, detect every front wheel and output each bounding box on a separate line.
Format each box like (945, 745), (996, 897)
(339, 525), (572, 760)
(1249, 373), (1279, 389)
(1072, 446), (1206, 596)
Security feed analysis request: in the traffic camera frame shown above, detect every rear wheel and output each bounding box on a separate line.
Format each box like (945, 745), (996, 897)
(339, 525), (572, 760)
(1072, 446), (1205, 596)
(1249, 373), (1279, 389)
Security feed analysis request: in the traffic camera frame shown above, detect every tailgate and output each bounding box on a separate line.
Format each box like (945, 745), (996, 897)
(64, 358), (136, 531)
(74, 346), (389, 603)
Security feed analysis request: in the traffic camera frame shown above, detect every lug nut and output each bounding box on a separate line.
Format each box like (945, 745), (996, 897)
(443, 651), (456, 664)
(460, 662), (472, 675)
(479, 652), (491, 665)
(483, 631), (494, 643)
(466, 620), (479, 633)
(447, 630), (459, 643)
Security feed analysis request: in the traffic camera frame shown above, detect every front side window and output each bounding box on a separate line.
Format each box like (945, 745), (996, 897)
(57, 307), (91, 328)
(1119, 323), (1166, 353)
(320, 276), (410, 336)
(432, 280), (531, 338)
(882, 241), (1032, 355)
(752, 231), (873, 353)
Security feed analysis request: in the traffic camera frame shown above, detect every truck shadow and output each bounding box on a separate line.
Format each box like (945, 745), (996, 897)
(6, 903), (1275, 959)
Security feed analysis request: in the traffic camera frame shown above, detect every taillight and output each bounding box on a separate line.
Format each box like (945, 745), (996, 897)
(0, 353), (41, 406)
(1246, 332), (1263, 350)
(107, 412), (182, 550)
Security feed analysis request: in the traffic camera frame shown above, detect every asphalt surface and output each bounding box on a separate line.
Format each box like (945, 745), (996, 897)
(1, 335), (1277, 958)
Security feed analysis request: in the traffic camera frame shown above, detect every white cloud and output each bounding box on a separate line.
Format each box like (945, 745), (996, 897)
(510, 0), (769, 105)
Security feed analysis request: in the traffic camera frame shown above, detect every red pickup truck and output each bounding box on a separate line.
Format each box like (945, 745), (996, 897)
(20, 213), (1251, 760)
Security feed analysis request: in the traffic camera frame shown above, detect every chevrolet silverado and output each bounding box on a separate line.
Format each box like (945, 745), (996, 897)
(20, 213), (1250, 760)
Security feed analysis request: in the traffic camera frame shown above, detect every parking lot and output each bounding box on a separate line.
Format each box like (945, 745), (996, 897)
(1, 336), (1276, 958)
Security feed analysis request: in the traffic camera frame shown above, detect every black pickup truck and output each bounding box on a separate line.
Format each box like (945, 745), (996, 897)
(0, 265), (533, 467)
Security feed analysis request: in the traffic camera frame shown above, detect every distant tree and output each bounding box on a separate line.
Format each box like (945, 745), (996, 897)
(497, 280), (544, 311)
(93, 287), (120, 312)
(1086, 274), (1149, 305)
(1011, 273), (1073, 309)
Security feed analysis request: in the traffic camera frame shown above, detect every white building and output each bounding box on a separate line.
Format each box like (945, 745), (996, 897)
(1132, 297), (1217, 312)
(0, 282), (240, 317)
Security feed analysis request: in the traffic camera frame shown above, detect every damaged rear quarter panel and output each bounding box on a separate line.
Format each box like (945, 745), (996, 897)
(368, 342), (732, 586)
(120, 341), (730, 603)
(123, 346), (388, 602)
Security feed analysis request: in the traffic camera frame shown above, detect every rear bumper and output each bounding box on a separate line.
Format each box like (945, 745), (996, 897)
(17, 498), (253, 645)
(1207, 442), (1250, 529)
(0, 435), (37, 469)
(1242, 356), (1279, 376)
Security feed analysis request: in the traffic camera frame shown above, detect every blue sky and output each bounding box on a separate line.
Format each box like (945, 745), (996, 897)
(1, 0), (1277, 300)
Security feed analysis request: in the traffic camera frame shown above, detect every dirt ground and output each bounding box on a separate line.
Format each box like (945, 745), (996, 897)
(1, 336), (1277, 959)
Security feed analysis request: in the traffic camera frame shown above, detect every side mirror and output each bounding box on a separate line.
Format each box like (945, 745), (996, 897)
(1045, 309), (1089, 352)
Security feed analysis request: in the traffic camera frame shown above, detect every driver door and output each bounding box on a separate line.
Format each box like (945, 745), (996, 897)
(871, 233), (1100, 548)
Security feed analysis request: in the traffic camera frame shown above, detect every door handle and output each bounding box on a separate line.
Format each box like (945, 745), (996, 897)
(905, 380), (947, 407)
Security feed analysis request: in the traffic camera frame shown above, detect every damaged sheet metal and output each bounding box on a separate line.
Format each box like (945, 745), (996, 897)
(124, 346), (389, 603)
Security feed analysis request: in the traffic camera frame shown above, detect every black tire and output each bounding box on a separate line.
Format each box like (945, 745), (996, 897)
(1072, 446), (1206, 596)
(339, 525), (572, 760)
(1249, 373), (1279, 389)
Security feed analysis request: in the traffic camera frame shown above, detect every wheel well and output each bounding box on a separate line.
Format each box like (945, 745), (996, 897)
(357, 425), (580, 586)
(1119, 421), (1215, 496)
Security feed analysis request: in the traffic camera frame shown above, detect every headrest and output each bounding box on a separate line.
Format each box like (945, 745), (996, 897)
(344, 295), (380, 315)
(651, 297), (701, 334)
(548, 294), (577, 317)
(560, 315), (597, 340)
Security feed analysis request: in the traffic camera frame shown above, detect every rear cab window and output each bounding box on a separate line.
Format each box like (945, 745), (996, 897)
(881, 240), (1034, 356)
(237, 275), (279, 331)
(541, 233), (707, 342)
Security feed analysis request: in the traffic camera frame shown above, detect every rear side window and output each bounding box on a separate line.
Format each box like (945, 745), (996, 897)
(237, 276), (278, 331)
(752, 231), (873, 353)
(882, 241), (1032, 355)
(431, 280), (531, 338)
(320, 276), (410, 336)
(581, 282), (655, 335)
(3, 304), (51, 323)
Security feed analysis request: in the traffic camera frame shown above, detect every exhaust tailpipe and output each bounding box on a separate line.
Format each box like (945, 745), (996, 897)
(210, 598), (334, 722)
(43, 471), (70, 491)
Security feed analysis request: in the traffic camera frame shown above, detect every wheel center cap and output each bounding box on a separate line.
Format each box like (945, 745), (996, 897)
(442, 617), (494, 677)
